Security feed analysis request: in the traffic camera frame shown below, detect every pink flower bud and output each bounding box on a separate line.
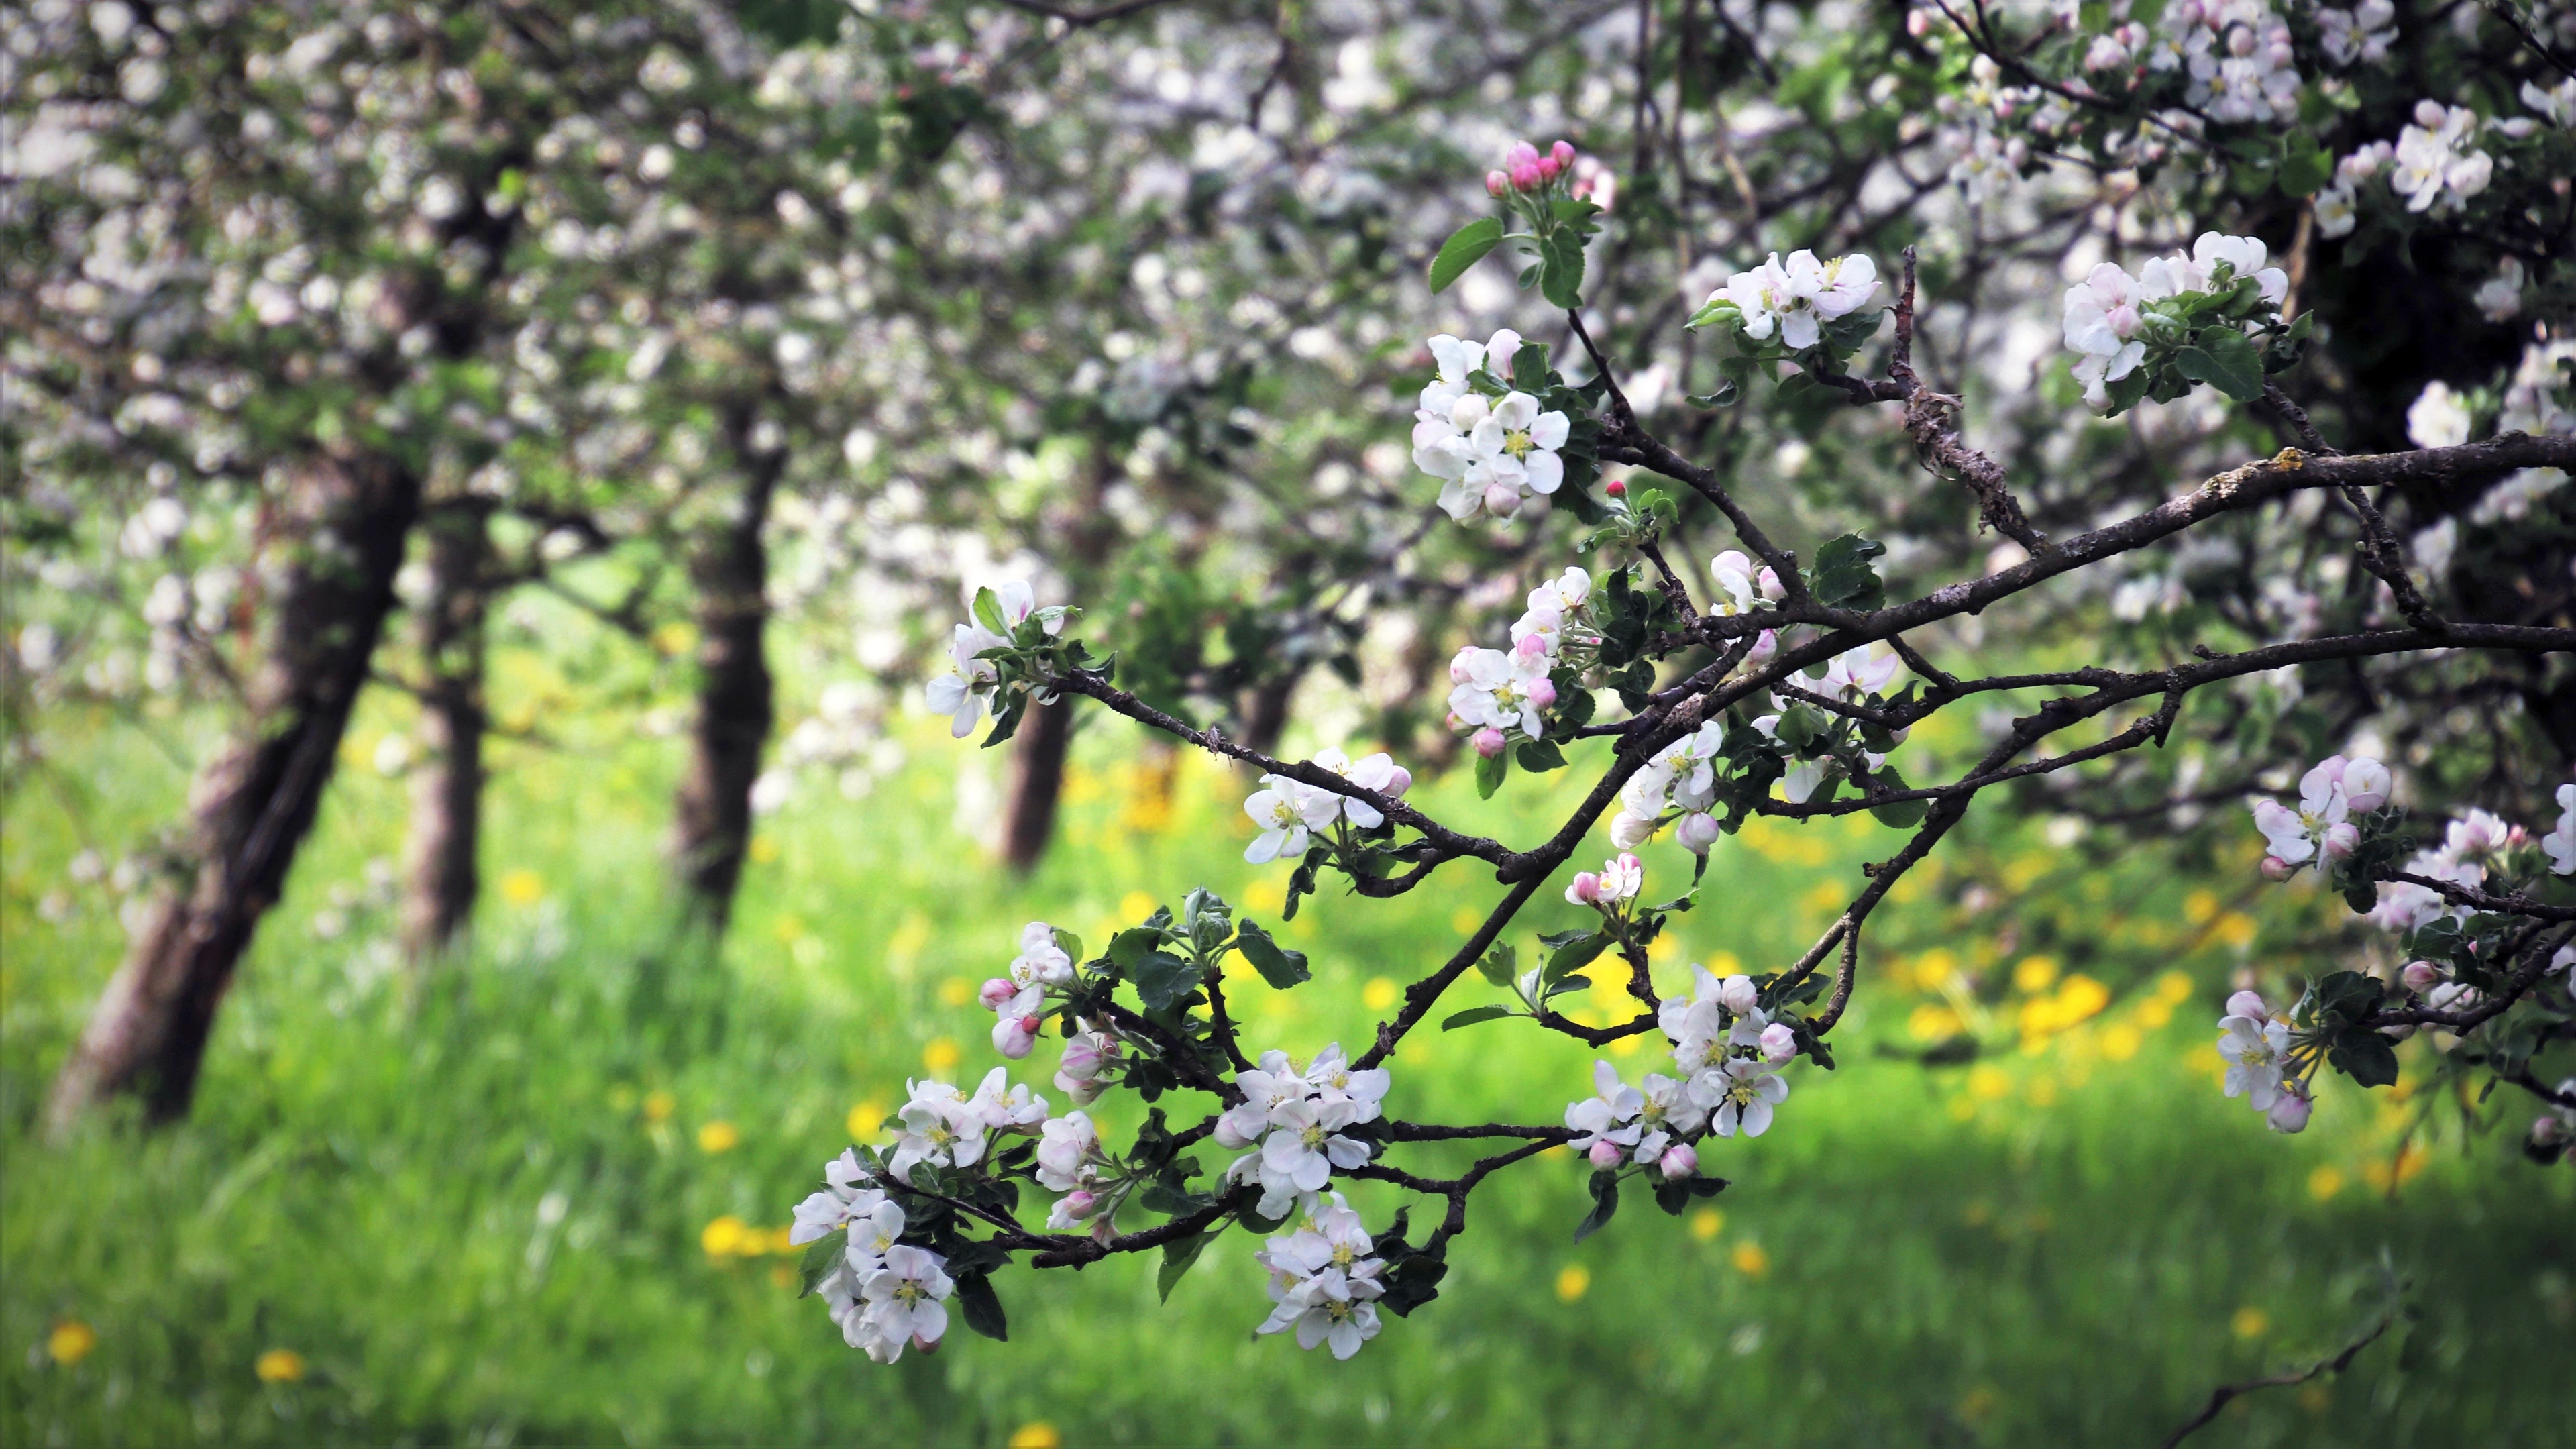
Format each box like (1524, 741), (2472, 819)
(1515, 632), (1552, 661)
(1587, 1138), (1623, 1169)
(2322, 822), (2359, 861)
(1536, 154), (1561, 181)
(2413, 99), (2445, 128)
(1527, 677), (1558, 709)
(2259, 855), (2295, 881)
(1505, 140), (1540, 168)
(2265, 1087), (2312, 1134)
(1605, 478), (1627, 496)
(993, 1015), (1038, 1059)
(2400, 960), (2443, 994)
(2108, 302), (2140, 338)
(1551, 140), (1576, 168)
(1383, 765), (1412, 797)
(1062, 1189), (1099, 1218)
(1743, 629), (1778, 669)
(1444, 710), (1464, 731)
(1509, 158), (1544, 190)
(1906, 8), (1932, 36)
(1567, 871), (1601, 905)
(914, 1332), (942, 1354)
(979, 978), (1018, 1011)
(1658, 1142), (1699, 1179)
(1756, 566), (1785, 601)
(1719, 975), (1759, 1016)
(1472, 727), (1507, 759)
(2534, 1116), (2566, 1147)
(2227, 24), (2257, 56)
(1485, 480), (1523, 515)
(1759, 1023), (1797, 1063)
(1676, 812), (1721, 853)
(2225, 989), (2268, 1021)
(1485, 169), (1511, 197)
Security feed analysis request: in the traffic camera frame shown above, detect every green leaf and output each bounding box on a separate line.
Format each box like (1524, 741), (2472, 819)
(2174, 329), (2265, 402)
(1156, 1232), (1216, 1302)
(1511, 341), (1551, 390)
(2277, 144), (2333, 198)
(2328, 1030), (2400, 1088)
(1428, 218), (1505, 294)
(1442, 1006), (1513, 1031)
(1686, 296), (1743, 331)
(1686, 381), (1741, 409)
(952, 1272), (1008, 1341)
(1539, 228), (1587, 309)
(970, 586), (1007, 634)
(1107, 927), (1166, 971)
(1233, 920), (1311, 989)
(1132, 951), (1200, 1012)
(1867, 766), (1928, 829)
(1544, 930), (1608, 984)
(1051, 928), (1085, 965)
(1474, 747), (1507, 800)
(1572, 1171), (1620, 1242)
(1476, 943), (1519, 987)
(1516, 739), (1568, 773)
(1807, 533), (1888, 611)
(796, 1230), (847, 1298)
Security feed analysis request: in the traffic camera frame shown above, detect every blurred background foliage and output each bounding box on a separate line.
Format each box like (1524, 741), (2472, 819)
(4, 0), (2573, 1440)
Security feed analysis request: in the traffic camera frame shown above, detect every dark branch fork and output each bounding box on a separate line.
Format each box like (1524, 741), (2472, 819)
(961, 271), (2576, 1277)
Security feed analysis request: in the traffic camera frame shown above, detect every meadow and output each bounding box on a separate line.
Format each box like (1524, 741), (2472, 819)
(4, 694), (2572, 1448)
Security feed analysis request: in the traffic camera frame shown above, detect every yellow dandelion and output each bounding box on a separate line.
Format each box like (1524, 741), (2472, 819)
(848, 1099), (888, 1140)
(938, 978), (976, 1007)
(2155, 970), (2194, 1004)
(2183, 889), (2220, 924)
(2307, 1165), (2345, 1201)
(1362, 977), (1399, 1012)
(1119, 890), (1158, 925)
(702, 1216), (749, 1258)
(698, 1121), (740, 1153)
(651, 620), (700, 657)
(2231, 1305), (2271, 1339)
(1690, 1207), (1725, 1242)
(773, 914), (807, 944)
(642, 1089), (675, 1123)
(1554, 1265), (1591, 1302)
(1908, 1003), (1963, 1041)
(1448, 905), (1482, 935)
(47, 1320), (96, 1366)
(748, 837), (781, 864)
(1608, 1034), (1642, 1058)
(1730, 1240), (1770, 1277)
(2214, 912), (2259, 949)
(1967, 1064), (2011, 1101)
(2100, 1023), (2142, 1061)
(922, 1037), (963, 1075)
(1008, 1424), (1065, 1449)
(498, 869), (545, 906)
(2012, 956), (2059, 993)
(254, 1348), (306, 1383)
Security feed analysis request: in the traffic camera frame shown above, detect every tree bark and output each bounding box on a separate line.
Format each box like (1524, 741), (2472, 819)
(669, 415), (782, 926)
(46, 451), (422, 1132)
(1001, 695), (1075, 870)
(400, 500), (492, 962)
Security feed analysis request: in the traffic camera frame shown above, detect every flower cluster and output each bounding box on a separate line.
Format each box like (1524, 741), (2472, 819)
(980, 921), (1079, 1059)
(1484, 139), (1578, 199)
(1564, 851), (1646, 911)
(2058, 233), (2292, 413)
(791, 1149), (956, 1362)
(1610, 722), (1729, 853)
(1242, 748), (1413, 863)
(1214, 1045), (1389, 1220)
(2310, 0), (2394, 66)
(1750, 645), (1907, 805)
(1699, 250), (1880, 353)
(2366, 806), (2523, 934)
(2249, 753), (2389, 879)
(1447, 568), (1592, 756)
(1053, 1018), (1127, 1105)
(2215, 991), (2312, 1134)
(1253, 1193), (1387, 1359)
(1412, 329), (1573, 521)
(924, 581), (1067, 739)
(2149, 0), (2302, 125)
(890, 1067), (1049, 1179)
(1557, 963), (1799, 1178)
(1036, 1110), (1117, 1232)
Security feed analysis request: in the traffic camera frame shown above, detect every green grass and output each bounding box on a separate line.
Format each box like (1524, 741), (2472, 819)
(3, 704), (2571, 1447)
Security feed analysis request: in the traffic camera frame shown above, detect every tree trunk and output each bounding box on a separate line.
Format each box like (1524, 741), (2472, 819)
(669, 415), (782, 927)
(46, 452), (422, 1132)
(400, 501), (492, 962)
(1001, 695), (1075, 871)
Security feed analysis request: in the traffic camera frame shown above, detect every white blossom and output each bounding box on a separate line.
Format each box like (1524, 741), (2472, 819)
(1705, 1057), (1788, 1137)
(1244, 774), (1334, 863)
(791, 1149), (889, 1244)
(857, 1245), (953, 1361)
(2216, 996), (2289, 1111)
(1564, 1058), (1645, 1159)
(2390, 101), (2494, 215)
(1709, 250), (1880, 351)
(2406, 381), (2473, 449)
(1254, 1201), (1385, 1360)
(2062, 262), (2145, 410)
(2542, 783), (2576, 876)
